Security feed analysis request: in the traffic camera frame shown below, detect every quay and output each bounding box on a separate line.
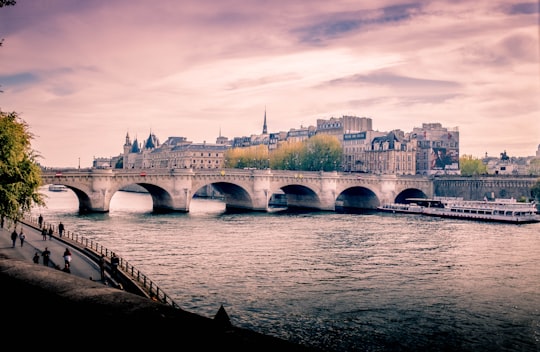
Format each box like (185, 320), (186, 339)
(0, 219), (325, 351)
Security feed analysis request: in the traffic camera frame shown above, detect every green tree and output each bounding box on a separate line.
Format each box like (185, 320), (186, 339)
(302, 134), (342, 171)
(0, 110), (44, 224)
(460, 155), (487, 176)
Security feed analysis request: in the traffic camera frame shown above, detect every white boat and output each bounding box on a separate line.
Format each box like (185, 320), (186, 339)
(48, 184), (68, 192)
(377, 203), (424, 214)
(416, 197), (540, 224)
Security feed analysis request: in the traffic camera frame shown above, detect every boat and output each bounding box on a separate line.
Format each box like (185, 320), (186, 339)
(414, 197), (540, 224)
(48, 184), (68, 192)
(377, 203), (424, 214)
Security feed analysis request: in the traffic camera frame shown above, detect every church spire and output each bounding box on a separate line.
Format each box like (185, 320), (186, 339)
(124, 131), (131, 146)
(262, 107), (267, 134)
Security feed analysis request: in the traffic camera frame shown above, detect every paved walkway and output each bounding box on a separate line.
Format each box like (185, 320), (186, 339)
(0, 220), (104, 282)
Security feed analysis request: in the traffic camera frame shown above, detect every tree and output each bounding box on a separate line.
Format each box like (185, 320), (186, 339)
(0, 110), (45, 224)
(224, 145), (269, 169)
(269, 141), (304, 170)
(459, 155), (487, 176)
(302, 134), (342, 171)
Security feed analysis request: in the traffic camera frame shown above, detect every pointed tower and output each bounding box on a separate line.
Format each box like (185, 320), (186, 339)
(123, 132), (132, 169)
(262, 107), (268, 134)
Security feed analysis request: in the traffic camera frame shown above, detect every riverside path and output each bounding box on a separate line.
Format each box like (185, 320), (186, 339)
(0, 220), (104, 282)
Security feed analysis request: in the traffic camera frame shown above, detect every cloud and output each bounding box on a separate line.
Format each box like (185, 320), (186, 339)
(0, 0), (538, 167)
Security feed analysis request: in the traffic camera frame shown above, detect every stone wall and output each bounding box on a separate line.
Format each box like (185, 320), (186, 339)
(433, 176), (538, 201)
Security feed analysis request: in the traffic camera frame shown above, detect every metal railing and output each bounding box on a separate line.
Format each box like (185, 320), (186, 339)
(23, 215), (181, 309)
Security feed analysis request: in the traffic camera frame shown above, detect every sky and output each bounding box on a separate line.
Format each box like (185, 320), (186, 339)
(0, 0), (539, 168)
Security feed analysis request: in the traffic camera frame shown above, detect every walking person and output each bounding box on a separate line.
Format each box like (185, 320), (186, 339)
(42, 247), (51, 267)
(99, 254), (106, 281)
(19, 229), (26, 247)
(38, 214), (43, 228)
(33, 252), (40, 264)
(111, 253), (120, 277)
(41, 227), (47, 240)
(10, 228), (18, 248)
(48, 225), (54, 240)
(58, 222), (65, 237)
(63, 248), (72, 267)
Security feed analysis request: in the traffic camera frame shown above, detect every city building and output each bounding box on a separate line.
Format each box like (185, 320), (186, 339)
(361, 130), (417, 175)
(105, 112), (465, 176)
(410, 123), (460, 176)
(122, 132), (227, 170)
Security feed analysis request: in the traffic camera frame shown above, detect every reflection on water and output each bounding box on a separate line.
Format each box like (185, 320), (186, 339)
(33, 188), (540, 352)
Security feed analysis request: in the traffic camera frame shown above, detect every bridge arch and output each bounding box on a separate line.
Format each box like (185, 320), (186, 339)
(208, 182), (254, 211)
(336, 186), (380, 210)
(393, 188), (428, 203)
(277, 184), (321, 210)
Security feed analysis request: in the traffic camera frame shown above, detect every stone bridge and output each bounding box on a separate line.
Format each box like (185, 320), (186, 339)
(41, 168), (434, 213)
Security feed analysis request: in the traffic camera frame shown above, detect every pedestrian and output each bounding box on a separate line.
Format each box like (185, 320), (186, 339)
(41, 227), (47, 240)
(33, 252), (40, 264)
(99, 254), (106, 281)
(48, 225), (53, 240)
(111, 253), (120, 276)
(58, 222), (65, 237)
(62, 264), (71, 274)
(10, 228), (18, 248)
(38, 214), (43, 228)
(19, 229), (25, 247)
(63, 248), (72, 267)
(42, 247), (51, 267)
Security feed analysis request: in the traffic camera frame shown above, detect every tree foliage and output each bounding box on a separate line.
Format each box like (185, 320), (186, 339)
(225, 134), (342, 171)
(0, 110), (44, 223)
(459, 155), (487, 176)
(269, 141), (305, 170)
(224, 144), (269, 169)
(301, 134), (342, 171)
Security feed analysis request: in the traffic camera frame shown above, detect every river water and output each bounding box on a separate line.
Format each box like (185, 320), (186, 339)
(32, 187), (540, 352)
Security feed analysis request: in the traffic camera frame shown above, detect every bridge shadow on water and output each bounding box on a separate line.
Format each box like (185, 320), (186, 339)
(334, 206), (378, 215)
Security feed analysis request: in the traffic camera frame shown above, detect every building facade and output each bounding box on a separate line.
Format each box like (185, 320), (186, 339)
(105, 114), (462, 176)
(122, 132), (227, 170)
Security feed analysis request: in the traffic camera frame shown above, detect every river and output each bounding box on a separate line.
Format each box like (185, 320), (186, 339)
(32, 187), (540, 352)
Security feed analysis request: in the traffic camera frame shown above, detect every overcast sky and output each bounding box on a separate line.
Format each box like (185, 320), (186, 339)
(1, 0), (539, 168)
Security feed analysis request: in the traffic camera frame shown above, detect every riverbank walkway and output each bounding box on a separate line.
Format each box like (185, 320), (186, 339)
(0, 220), (104, 282)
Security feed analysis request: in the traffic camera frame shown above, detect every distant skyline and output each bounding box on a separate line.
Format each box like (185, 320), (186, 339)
(1, 0), (539, 167)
